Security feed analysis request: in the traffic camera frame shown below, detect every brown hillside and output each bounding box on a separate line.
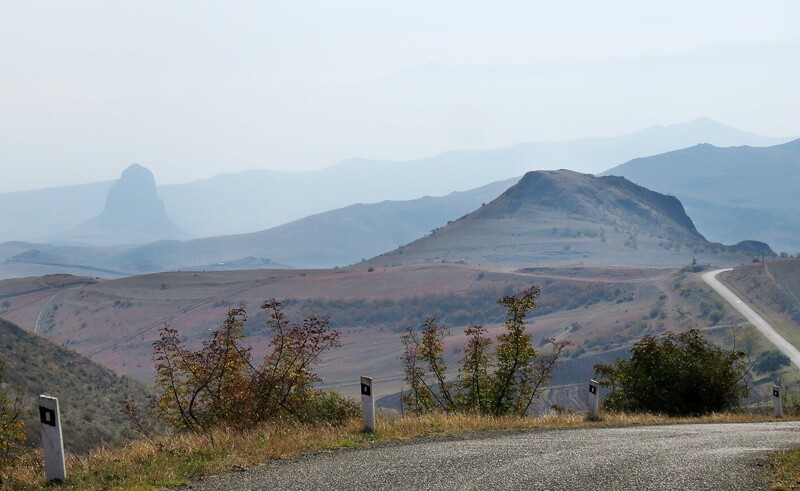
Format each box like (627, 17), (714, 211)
(0, 316), (146, 453)
(722, 259), (800, 348)
(0, 264), (750, 411)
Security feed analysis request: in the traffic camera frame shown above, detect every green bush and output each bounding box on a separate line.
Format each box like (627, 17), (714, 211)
(302, 391), (360, 427)
(755, 349), (791, 374)
(707, 309), (724, 324)
(594, 328), (748, 416)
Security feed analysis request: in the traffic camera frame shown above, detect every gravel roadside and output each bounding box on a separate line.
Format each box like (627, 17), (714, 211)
(186, 421), (800, 490)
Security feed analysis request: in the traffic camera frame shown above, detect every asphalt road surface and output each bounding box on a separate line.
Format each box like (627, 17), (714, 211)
(188, 422), (800, 490)
(703, 268), (800, 369)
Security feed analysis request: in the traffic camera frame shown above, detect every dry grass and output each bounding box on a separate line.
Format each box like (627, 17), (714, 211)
(769, 448), (800, 490)
(1, 411), (795, 490)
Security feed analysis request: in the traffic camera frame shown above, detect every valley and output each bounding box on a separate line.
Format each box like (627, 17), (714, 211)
(0, 260), (773, 412)
(3, 9), (800, 488)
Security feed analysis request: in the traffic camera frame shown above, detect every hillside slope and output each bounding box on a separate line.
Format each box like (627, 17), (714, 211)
(0, 181), (111, 244)
(0, 262), (763, 413)
(370, 170), (763, 269)
(723, 259), (800, 346)
(0, 317), (146, 453)
(603, 139), (800, 253)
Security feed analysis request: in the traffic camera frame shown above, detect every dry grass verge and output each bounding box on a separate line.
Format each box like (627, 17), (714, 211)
(769, 448), (800, 490)
(1, 411), (795, 490)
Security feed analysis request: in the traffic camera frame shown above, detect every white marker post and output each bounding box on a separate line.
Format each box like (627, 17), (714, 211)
(588, 379), (600, 421)
(360, 376), (375, 432)
(773, 385), (784, 418)
(39, 395), (66, 482)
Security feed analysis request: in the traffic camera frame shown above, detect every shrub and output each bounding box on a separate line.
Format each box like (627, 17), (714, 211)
(302, 391), (360, 426)
(594, 328), (749, 416)
(0, 359), (25, 471)
(149, 300), (344, 432)
(707, 309), (724, 324)
(755, 349), (791, 374)
(401, 285), (570, 416)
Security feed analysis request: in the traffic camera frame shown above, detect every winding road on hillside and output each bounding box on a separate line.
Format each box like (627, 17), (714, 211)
(34, 283), (86, 334)
(703, 269), (800, 369)
(189, 422), (800, 490)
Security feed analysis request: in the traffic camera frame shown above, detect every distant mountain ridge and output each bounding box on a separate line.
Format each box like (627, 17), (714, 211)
(157, 117), (791, 238)
(0, 178), (517, 275)
(602, 138), (800, 253)
(369, 170), (766, 268)
(0, 167), (775, 277)
(0, 118), (790, 245)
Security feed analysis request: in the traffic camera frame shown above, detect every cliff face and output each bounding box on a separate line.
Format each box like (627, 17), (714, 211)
(96, 164), (171, 230)
(49, 164), (188, 246)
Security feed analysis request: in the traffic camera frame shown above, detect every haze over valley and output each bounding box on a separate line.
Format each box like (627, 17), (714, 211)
(3, 6), (800, 486)
(0, 119), (795, 279)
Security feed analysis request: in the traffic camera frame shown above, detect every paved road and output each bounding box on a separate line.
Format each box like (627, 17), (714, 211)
(188, 422), (800, 490)
(702, 269), (800, 369)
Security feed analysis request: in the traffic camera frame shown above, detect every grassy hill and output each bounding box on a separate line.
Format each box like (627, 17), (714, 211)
(0, 316), (146, 453)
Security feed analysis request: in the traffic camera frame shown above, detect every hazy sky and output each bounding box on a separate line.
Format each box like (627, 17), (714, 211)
(2, 1), (799, 192)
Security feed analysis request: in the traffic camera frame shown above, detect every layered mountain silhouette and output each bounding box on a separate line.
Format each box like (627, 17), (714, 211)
(0, 118), (791, 246)
(158, 117), (791, 237)
(48, 164), (188, 246)
(96, 178), (516, 272)
(603, 139), (800, 253)
(369, 170), (768, 268)
(1, 170), (772, 275)
(0, 178), (515, 275)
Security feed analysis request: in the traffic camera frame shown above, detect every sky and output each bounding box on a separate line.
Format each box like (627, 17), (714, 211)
(1, 1), (799, 193)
